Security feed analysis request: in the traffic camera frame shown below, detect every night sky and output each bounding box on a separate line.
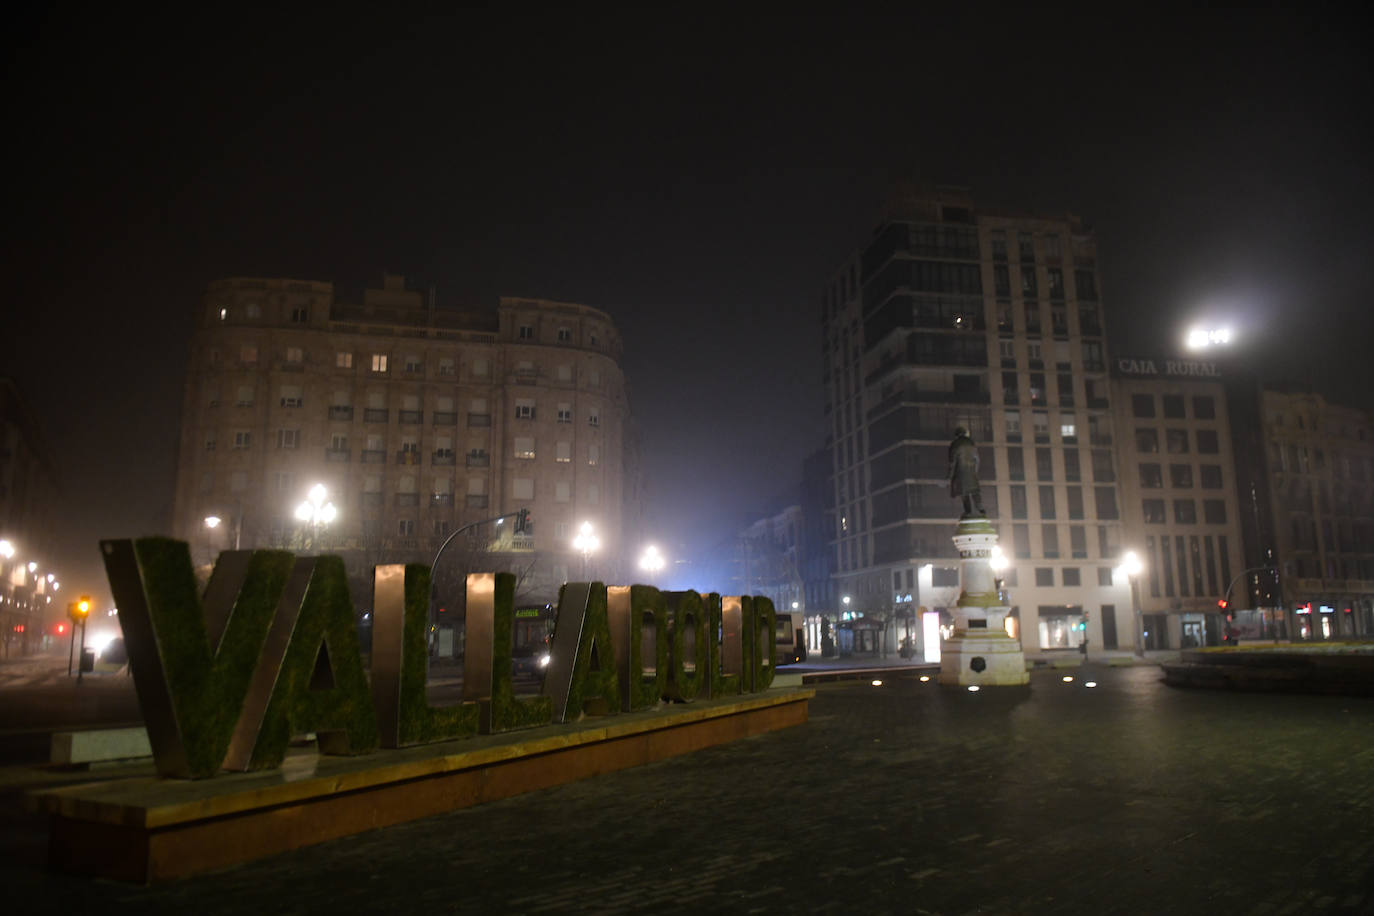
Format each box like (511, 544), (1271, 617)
(4, 8), (1371, 602)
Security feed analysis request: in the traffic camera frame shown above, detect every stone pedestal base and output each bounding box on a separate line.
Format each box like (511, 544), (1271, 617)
(938, 517), (1029, 687)
(938, 627), (1029, 686)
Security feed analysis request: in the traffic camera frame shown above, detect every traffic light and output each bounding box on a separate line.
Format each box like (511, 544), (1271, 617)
(68, 596), (92, 624)
(514, 508), (531, 534)
(1217, 598), (1228, 610)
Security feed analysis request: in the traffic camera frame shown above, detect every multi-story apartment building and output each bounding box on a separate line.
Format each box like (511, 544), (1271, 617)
(0, 376), (61, 655)
(1254, 389), (1374, 639)
(821, 185), (1133, 659)
(172, 275), (637, 609)
(1110, 356), (1247, 649)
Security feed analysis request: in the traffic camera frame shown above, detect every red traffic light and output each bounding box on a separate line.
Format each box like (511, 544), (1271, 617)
(1217, 599), (1227, 610)
(56, 623), (66, 635)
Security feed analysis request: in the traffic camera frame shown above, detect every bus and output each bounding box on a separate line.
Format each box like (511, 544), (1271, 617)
(774, 611), (807, 665)
(512, 604), (556, 681)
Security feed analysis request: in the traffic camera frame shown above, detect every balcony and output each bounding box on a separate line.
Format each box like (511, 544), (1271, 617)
(395, 451), (421, 466)
(361, 449), (386, 464)
(1090, 432), (1113, 446)
(511, 534), (534, 551)
(432, 411), (457, 426)
(399, 410), (423, 425)
(466, 494), (489, 509)
(430, 493), (455, 508)
(432, 451), (455, 466)
(468, 413), (491, 428)
(466, 453), (490, 468)
(325, 448), (350, 462)
(395, 493), (420, 508)
(328, 406), (354, 421)
(364, 408), (389, 423)
(1087, 396), (1110, 409)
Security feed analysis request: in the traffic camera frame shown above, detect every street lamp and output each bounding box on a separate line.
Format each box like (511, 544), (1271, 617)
(638, 544), (664, 577)
(573, 522), (600, 580)
(1185, 326), (1234, 350)
(295, 484), (338, 551)
(1120, 550), (1145, 657)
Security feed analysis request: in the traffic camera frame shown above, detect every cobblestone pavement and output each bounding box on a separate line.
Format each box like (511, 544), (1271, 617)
(5, 664), (1373, 915)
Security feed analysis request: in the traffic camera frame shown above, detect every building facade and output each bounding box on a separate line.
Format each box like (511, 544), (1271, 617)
(821, 185), (1134, 659)
(172, 275), (638, 611)
(1110, 356), (1247, 649)
(0, 377), (62, 655)
(1256, 389), (1374, 638)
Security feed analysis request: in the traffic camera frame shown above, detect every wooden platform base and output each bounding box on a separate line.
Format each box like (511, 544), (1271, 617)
(28, 688), (813, 884)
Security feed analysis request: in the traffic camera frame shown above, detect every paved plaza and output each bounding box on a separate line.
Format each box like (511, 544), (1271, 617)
(3, 662), (1373, 914)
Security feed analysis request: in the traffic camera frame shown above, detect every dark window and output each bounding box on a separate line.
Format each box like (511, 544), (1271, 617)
(1008, 447), (1025, 480)
(1193, 396), (1216, 419)
(1062, 567), (1080, 586)
(1174, 499), (1197, 524)
(1095, 487), (1119, 520)
(1170, 464), (1193, 488)
(1011, 485), (1028, 519)
(1136, 429), (1159, 453)
(1074, 269), (1098, 300)
(994, 264), (1010, 296)
(1143, 499), (1166, 523)
(1039, 485), (1056, 519)
(1200, 465), (1223, 488)
(1014, 523), (1030, 558)
(1042, 524), (1059, 558)
(1035, 567), (1054, 586)
(1070, 525), (1087, 558)
(1067, 487), (1084, 520)
(1132, 394), (1155, 418)
(1064, 449), (1081, 481)
(1139, 463), (1163, 488)
(1097, 567), (1114, 587)
(1036, 447), (1053, 480)
(1197, 430), (1220, 454)
(1166, 429), (1189, 454)
(1092, 449), (1115, 482)
(1204, 499), (1227, 524)
(1162, 395), (1186, 419)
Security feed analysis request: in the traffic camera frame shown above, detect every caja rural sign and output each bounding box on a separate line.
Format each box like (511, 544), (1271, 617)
(102, 538), (781, 779)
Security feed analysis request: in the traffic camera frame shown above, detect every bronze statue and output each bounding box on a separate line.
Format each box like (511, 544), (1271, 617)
(948, 426), (985, 518)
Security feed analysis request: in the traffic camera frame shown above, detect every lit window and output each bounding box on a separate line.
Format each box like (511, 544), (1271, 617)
(371, 354), (389, 373)
(514, 437), (535, 459)
(556, 442), (571, 463)
(336, 351), (353, 369)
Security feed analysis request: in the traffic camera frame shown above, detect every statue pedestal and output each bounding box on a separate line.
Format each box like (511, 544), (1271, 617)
(938, 518), (1028, 687)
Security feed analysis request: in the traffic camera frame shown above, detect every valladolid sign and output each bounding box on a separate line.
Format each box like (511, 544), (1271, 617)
(101, 538), (780, 779)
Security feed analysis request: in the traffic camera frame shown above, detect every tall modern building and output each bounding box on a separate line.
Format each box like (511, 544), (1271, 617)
(821, 185), (1133, 658)
(172, 275), (638, 610)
